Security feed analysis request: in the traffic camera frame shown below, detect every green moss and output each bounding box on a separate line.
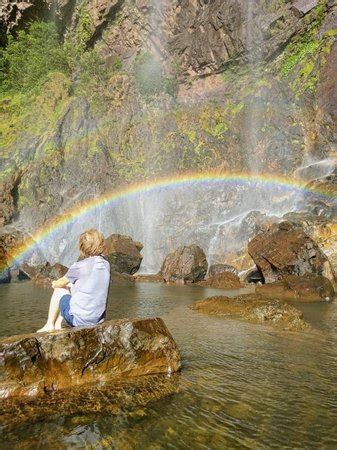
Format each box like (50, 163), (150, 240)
(279, 40), (320, 78)
(274, 1), (335, 97)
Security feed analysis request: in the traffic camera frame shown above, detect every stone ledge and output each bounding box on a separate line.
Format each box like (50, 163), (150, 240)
(0, 317), (181, 400)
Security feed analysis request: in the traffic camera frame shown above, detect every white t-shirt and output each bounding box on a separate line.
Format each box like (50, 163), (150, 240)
(66, 255), (110, 326)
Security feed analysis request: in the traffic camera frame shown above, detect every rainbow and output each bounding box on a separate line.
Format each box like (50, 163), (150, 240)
(3, 170), (336, 268)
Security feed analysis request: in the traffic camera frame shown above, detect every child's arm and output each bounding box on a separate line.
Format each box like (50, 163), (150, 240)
(51, 276), (70, 289)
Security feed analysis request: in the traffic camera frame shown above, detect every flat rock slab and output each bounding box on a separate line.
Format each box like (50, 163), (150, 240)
(256, 274), (335, 302)
(0, 317), (181, 400)
(189, 295), (309, 331)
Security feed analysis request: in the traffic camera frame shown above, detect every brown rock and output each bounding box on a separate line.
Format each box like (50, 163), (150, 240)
(316, 5), (337, 156)
(19, 262), (68, 286)
(105, 234), (143, 275)
(161, 244), (208, 283)
(134, 273), (164, 283)
(111, 270), (135, 285)
(189, 294), (309, 331)
(0, 173), (20, 226)
(0, 373), (180, 428)
(199, 272), (242, 289)
(248, 222), (334, 284)
(0, 317), (181, 400)
(0, 228), (25, 283)
(256, 274), (335, 302)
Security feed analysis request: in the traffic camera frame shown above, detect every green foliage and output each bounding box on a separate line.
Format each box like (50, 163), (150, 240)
(275, 1), (334, 96)
(133, 51), (178, 98)
(0, 22), (68, 94)
(63, 7), (94, 71)
(279, 39), (320, 78)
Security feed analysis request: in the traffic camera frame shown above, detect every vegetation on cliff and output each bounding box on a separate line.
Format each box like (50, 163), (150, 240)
(0, 1), (335, 218)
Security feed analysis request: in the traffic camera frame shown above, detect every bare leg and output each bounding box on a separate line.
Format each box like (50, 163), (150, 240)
(37, 288), (69, 333)
(54, 313), (63, 330)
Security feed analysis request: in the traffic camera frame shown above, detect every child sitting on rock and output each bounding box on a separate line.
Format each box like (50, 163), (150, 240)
(37, 229), (110, 332)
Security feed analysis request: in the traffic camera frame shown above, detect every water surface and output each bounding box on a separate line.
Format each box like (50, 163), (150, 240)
(1, 280), (337, 449)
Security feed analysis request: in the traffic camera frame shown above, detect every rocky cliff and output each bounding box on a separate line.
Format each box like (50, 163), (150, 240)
(0, 0), (336, 271)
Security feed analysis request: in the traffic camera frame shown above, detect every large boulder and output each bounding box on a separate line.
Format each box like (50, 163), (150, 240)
(0, 317), (181, 400)
(19, 262), (68, 286)
(256, 274), (335, 302)
(199, 272), (242, 289)
(161, 244), (208, 283)
(189, 295), (309, 331)
(105, 234), (143, 275)
(248, 222), (334, 284)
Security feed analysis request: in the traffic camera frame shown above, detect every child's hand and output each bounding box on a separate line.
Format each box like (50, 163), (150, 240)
(51, 280), (57, 289)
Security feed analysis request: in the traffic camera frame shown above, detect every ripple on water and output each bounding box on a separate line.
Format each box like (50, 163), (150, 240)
(1, 281), (337, 448)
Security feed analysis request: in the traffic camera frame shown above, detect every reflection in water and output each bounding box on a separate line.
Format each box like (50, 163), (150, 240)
(1, 281), (337, 448)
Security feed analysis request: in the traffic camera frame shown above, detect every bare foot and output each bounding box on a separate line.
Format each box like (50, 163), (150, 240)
(54, 323), (63, 330)
(36, 324), (55, 333)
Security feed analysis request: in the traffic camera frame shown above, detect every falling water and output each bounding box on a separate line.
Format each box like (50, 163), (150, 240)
(10, 0), (331, 274)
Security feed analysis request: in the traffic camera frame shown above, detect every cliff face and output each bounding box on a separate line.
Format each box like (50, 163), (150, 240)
(0, 0), (336, 269)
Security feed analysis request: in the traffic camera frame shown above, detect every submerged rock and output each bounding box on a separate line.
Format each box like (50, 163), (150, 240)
(0, 317), (181, 400)
(256, 274), (335, 302)
(161, 244), (208, 283)
(0, 373), (180, 430)
(248, 222), (334, 284)
(199, 272), (242, 289)
(105, 234), (143, 275)
(19, 262), (68, 286)
(190, 295), (309, 331)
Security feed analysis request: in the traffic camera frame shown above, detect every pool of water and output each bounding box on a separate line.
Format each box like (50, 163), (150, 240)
(1, 280), (337, 449)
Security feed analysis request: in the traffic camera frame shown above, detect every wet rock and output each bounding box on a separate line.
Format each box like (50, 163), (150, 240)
(134, 273), (164, 283)
(0, 317), (181, 400)
(0, 267), (11, 284)
(248, 221), (334, 284)
(111, 270), (135, 285)
(161, 244), (208, 283)
(244, 268), (264, 284)
(316, 5), (337, 157)
(256, 274), (335, 302)
(199, 272), (242, 289)
(19, 262), (68, 286)
(208, 264), (238, 277)
(189, 294), (309, 331)
(105, 234), (143, 275)
(291, 0), (318, 18)
(0, 373), (180, 429)
(0, 228), (25, 283)
(281, 213), (337, 274)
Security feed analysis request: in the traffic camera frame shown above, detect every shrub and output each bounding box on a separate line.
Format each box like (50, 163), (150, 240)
(0, 22), (68, 94)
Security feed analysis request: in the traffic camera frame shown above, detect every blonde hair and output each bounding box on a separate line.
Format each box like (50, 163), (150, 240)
(79, 229), (105, 258)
